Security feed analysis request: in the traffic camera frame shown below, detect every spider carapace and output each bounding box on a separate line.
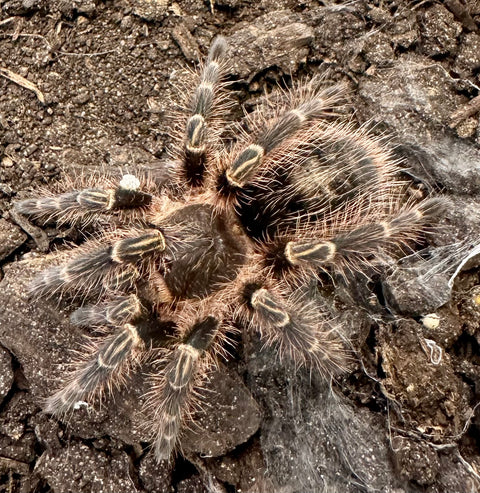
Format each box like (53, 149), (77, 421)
(15, 36), (441, 461)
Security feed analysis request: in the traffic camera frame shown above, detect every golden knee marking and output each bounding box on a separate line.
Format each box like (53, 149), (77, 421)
(285, 240), (337, 265)
(105, 190), (116, 210)
(111, 232), (166, 263)
(380, 221), (391, 238)
(251, 288), (291, 327)
(97, 352), (118, 370)
(186, 114), (206, 150)
(124, 323), (142, 347)
(289, 109), (307, 124)
(198, 81), (214, 91)
(226, 144), (264, 187)
(168, 344), (200, 390)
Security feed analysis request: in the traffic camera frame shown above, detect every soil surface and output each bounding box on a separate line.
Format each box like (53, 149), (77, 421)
(1, 1), (480, 492)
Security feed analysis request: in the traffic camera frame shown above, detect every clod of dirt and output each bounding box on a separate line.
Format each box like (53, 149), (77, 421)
(309, 5), (366, 64)
(176, 475), (206, 493)
(392, 436), (441, 486)
(379, 320), (472, 440)
(0, 392), (38, 463)
(419, 4), (463, 56)
(138, 452), (173, 493)
(454, 32), (480, 74)
(205, 437), (271, 492)
(131, 0), (168, 22)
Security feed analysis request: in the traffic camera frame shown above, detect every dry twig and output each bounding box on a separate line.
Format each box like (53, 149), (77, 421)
(0, 67), (45, 104)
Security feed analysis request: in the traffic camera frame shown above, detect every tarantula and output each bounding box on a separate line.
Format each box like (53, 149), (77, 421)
(15, 37), (441, 461)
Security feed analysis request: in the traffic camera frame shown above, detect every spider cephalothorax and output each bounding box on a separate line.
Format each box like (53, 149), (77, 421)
(15, 37), (441, 461)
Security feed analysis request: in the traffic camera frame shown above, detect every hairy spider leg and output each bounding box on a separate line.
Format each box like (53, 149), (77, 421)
(70, 293), (146, 327)
(241, 283), (346, 377)
(283, 197), (445, 277)
(148, 316), (220, 461)
(15, 173), (153, 224)
(181, 36), (229, 187)
(45, 312), (171, 416)
(30, 230), (166, 296)
(216, 84), (345, 198)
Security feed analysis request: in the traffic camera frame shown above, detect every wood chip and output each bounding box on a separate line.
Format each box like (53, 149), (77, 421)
(171, 24), (200, 62)
(450, 94), (480, 128)
(0, 67), (45, 104)
(9, 208), (50, 252)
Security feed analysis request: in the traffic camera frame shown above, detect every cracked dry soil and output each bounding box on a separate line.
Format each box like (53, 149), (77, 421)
(1, 1), (480, 492)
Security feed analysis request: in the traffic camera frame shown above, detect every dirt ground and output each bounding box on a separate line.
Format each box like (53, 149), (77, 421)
(1, 0), (480, 492)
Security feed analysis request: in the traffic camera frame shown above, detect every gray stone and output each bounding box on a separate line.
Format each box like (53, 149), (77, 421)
(228, 11), (314, 80)
(35, 443), (137, 493)
(0, 218), (27, 260)
(383, 264), (452, 317)
(358, 56), (480, 195)
(182, 369), (262, 457)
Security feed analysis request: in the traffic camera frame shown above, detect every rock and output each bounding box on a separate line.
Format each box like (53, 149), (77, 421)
(310, 5), (366, 63)
(176, 475), (206, 493)
(35, 443), (136, 493)
(227, 11), (314, 80)
(182, 369), (262, 457)
(382, 262), (452, 317)
(362, 32), (395, 67)
(0, 218), (27, 260)
(172, 23), (200, 62)
(400, 139), (480, 196)
(0, 392), (38, 463)
(393, 437), (440, 486)
(1, 392), (38, 441)
(435, 452), (480, 492)
(56, 0), (97, 18)
(245, 345), (396, 493)
(358, 56), (480, 195)
(205, 438), (272, 492)
(359, 53), (462, 130)
(0, 346), (14, 404)
(454, 32), (480, 74)
(1, 0), (43, 15)
(138, 453), (173, 493)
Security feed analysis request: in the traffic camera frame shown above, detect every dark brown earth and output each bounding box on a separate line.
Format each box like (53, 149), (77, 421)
(1, 1), (480, 492)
